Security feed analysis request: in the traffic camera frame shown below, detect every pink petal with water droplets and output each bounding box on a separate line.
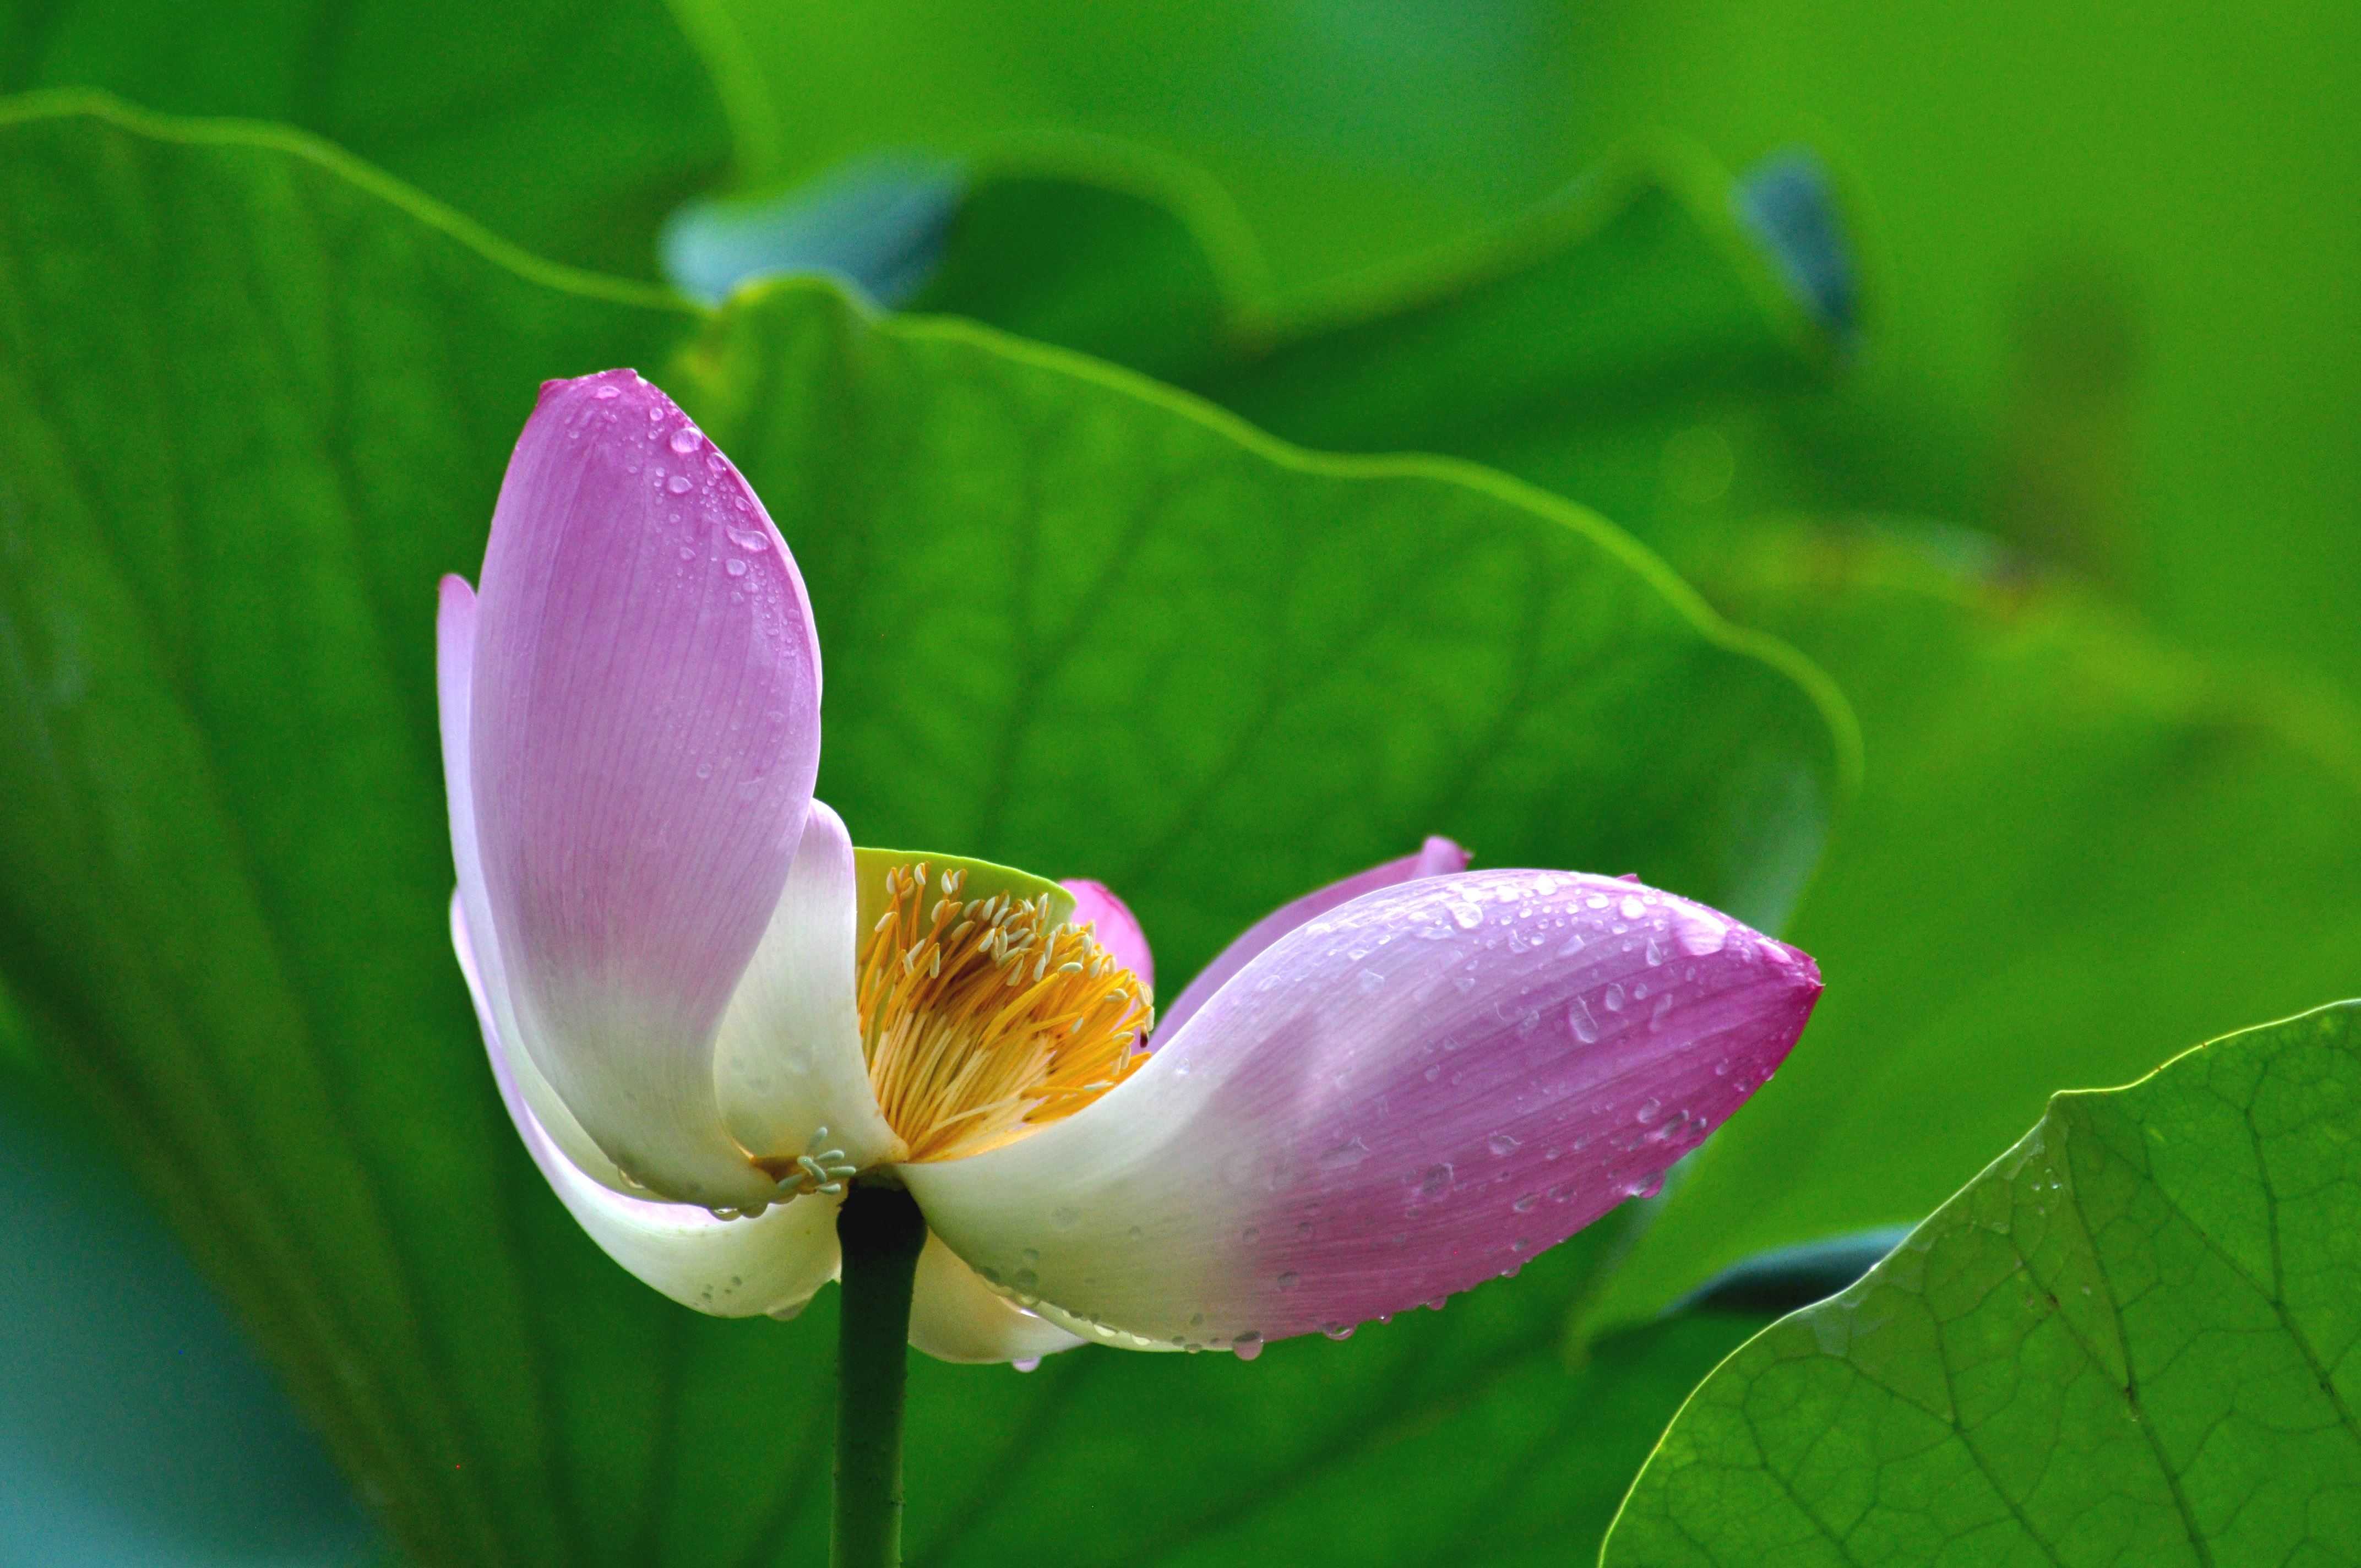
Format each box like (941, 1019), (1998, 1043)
(1059, 879), (1154, 995)
(903, 869), (1818, 1352)
(465, 369), (821, 1206)
(1155, 836), (1465, 1042)
(441, 575), (640, 1193)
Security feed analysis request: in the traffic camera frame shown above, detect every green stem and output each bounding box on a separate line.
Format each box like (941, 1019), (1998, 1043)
(833, 1183), (927, 1568)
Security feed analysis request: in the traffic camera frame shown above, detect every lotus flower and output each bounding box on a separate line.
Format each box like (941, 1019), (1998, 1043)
(437, 369), (1822, 1365)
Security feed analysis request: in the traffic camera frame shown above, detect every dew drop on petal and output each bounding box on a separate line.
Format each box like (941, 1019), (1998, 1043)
(1319, 1137), (1371, 1170)
(1488, 1133), (1520, 1156)
(1603, 983), (1626, 1012)
(725, 557), (748, 577)
(1635, 1097), (1660, 1124)
(1013, 1357), (1041, 1373)
(1449, 901), (1484, 930)
(1275, 1271), (1299, 1292)
(1232, 1333), (1263, 1362)
(668, 426), (700, 454)
(592, 383), (621, 400)
(1569, 998), (1600, 1043)
(668, 473), (694, 494)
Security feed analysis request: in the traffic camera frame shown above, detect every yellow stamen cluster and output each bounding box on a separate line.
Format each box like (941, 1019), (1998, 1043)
(858, 863), (1154, 1163)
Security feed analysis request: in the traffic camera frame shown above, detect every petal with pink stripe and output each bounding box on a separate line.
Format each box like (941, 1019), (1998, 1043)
(466, 369), (822, 1206)
(903, 870), (1818, 1351)
(1154, 836), (1465, 1041)
(1059, 879), (1154, 995)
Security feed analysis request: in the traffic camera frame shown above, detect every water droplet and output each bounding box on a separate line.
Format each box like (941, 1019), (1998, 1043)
(1418, 1163), (1454, 1198)
(1231, 1334), (1264, 1362)
(1321, 1322), (1354, 1341)
(1513, 1193), (1538, 1212)
(1635, 1098), (1661, 1124)
(666, 473), (693, 495)
(1319, 1136), (1372, 1170)
(1645, 937), (1664, 965)
(1447, 900), (1484, 930)
(725, 557), (748, 577)
(592, 384), (621, 400)
(678, 545), (697, 560)
(1569, 998), (1600, 1043)
(1275, 1271), (1299, 1292)
(1358, 968), (1385, 994)
(1557, 933), (1586, 956)
(1013, 1357), (1041, 1373)
(1603, 983), (1627, 1012)
(1426, 1295), (1448, 1311)
(694, 762), (714, 780)
(1585, 895), (1611, 910)
(1620, 895), (1646, 919)
(1011, 1267), (1038, 1291)
(1488, 1133), (1520, 1156)
(669, 426), (700, 454)
(1051, 1206), (1080, 1232)
(1624, 1174), (1664, 1200)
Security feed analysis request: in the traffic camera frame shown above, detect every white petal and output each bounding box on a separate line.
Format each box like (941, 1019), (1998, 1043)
(907, 1233), (1087, 1365)
(459, 890), (839, 1315)
(712, 799), (900, 1170)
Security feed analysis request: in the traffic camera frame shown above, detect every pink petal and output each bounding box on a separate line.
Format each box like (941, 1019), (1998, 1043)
(905, 869), (1818, 1351)
(1155, 836), (1467, 1041)
(1059, 879), (1154, 994)
(465, 369), (822, 1206)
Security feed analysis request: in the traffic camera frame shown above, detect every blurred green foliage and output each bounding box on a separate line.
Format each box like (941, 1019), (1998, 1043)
(2, 0), (2357, 1562)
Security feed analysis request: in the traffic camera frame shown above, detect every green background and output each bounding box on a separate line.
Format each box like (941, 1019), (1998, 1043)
(0, 0), (2355, 1563)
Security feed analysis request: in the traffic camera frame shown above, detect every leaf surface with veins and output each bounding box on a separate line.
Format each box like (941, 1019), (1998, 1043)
(1604, 1000), (2361, 1567)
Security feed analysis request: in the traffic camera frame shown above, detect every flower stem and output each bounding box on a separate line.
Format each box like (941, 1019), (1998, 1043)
(833, 1183), (927, 1568)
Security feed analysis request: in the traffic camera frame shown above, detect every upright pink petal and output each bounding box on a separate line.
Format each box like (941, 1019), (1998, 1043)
(905, 869), (1818, 1352)
(1060, 879), (1154, 995)
(467, 369), (821, 1206)
(1155, 836), (1466, 1041)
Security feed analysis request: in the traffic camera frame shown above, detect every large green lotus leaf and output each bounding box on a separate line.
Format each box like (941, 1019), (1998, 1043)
(1178, 146), (1840, 467)
(0, 0), (729, 277)
(0, 99), (1847, 1566)
(1604, 999), (2361, 1566)
(1582, 520), (2361, 1333)
(674, 284), (1851, 967)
